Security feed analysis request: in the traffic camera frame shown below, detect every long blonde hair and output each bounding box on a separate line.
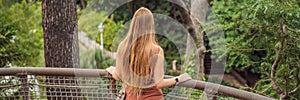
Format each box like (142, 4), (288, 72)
(117, 7), (158, 96)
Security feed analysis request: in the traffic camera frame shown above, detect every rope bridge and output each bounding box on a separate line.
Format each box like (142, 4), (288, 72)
(0, 67), (274, 100)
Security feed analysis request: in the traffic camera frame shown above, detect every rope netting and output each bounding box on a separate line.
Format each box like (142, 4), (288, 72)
(0, 75), (201, 100)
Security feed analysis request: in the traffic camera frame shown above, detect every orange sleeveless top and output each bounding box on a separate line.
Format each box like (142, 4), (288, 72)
(125, 86), (164, 100)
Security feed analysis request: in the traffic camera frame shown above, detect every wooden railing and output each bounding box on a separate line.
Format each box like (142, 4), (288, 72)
(0, 67), (275, 100)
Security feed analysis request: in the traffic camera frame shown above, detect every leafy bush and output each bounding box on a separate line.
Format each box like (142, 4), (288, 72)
(0, 0), (43, 67)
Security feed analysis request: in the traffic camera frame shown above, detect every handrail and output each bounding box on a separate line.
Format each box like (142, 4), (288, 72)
(177, 80), (274, 100)
(0, 67), (109, 77)
(0, 67), (275, 100)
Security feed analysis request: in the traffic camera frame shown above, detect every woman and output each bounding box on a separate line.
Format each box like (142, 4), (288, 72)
(106, 7), (192, 100)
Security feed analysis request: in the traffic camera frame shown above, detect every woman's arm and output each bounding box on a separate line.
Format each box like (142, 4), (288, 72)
(155, 46), (178, 88)
(156, 77), (177, 89)
(155, 46), (192, 88)
(156, 74), (192, 89)
(155, 46), (177, 88)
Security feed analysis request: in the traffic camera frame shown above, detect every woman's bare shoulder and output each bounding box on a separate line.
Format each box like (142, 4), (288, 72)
(152, 44), (164, 55)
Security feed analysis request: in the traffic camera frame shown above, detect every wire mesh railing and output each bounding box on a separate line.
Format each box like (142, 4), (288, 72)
(1, 75), (116, 100)
(0, 67), (274, 100)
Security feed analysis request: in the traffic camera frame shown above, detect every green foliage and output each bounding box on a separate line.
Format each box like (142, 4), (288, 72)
(78, 11), (106, 41)
(158, 35), (182, 73)
(0, 8), (18, 67)
(182, 54), (196, 76)
(94, 49), (115, 69)
(0, 0), (43, 67)
(211, 0), (300, 98)
(100, 18), (124, 51)
(79, 49), (115, 69)
(111, 0), (175, 22)
(78, 10), (124, 52)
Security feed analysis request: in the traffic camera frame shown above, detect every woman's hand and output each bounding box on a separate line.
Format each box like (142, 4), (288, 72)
(177, 73), (192, 83)
(106, 66), (116, 75)
(105, 66), (120, 80)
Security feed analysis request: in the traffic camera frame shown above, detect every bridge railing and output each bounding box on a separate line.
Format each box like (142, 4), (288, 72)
(0, 67), (274, 100)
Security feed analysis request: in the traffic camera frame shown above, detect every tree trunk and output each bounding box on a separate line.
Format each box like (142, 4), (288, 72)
(185, 0), (212, 99)
(181, 0), (208, 80)
(191, 0), (209, 77)
(42, 0), (81, 99)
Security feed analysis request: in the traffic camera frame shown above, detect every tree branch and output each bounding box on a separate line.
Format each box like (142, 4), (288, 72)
(286, 25), (300, 33)
(289, 85), (300, 95)
(270, 24), (286, 94)
(284, 75), (289, 98)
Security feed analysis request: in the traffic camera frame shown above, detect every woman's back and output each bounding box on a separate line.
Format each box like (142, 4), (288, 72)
(124, 44), (164, 100)
(114, 7), (165, 99)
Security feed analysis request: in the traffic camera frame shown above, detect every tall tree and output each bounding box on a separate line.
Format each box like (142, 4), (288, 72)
(42, 0), (81, 99)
